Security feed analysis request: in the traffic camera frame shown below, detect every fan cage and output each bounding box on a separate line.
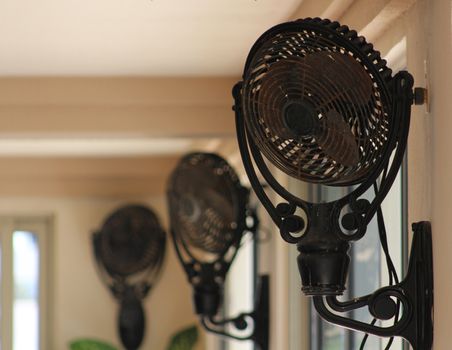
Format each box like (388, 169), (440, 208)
(168, 153), (248, 258)
(96, 205), (166, 279)
(241, 18), (395, 186)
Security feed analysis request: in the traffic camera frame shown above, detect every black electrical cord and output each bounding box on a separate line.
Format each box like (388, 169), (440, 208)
(358, 172), (401, 350)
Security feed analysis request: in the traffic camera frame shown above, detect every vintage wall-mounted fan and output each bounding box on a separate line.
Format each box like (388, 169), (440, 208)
(93, 204), (166, 350)
(233, 18), (433, 350)
(167, 152), (269, 350)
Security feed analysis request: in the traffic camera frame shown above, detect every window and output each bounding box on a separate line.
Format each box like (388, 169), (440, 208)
(221, 226), (257, 350)
(309, 162), (407, 350)
(0, 217), (51, 350)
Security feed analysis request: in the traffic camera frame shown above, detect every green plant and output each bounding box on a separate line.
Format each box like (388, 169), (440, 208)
(166, 325), (199, 350)
(69, 339), (118, 350)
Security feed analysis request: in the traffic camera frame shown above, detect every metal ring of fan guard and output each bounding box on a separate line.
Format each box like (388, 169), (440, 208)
(168, 153), (247, 256)
(97, 205), (166, 278)
(240, 18), (394, 186)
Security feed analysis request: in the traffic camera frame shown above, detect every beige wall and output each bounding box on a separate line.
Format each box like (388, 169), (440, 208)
(429, 0), (452, 348)
(372, 0), (452, 348)
(0, 195), (201, 350)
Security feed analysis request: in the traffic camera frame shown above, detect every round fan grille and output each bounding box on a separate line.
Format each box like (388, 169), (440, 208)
(241, 19), (393, 185)
(168, 153), (247, 255)
(97, 205), (166, 277)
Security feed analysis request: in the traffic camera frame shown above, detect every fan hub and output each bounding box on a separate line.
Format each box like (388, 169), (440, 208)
(283, 101), (317, 137)
(181, 195), (201, 223)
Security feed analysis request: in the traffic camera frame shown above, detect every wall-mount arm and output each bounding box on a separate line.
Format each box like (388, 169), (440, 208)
(200, 275), (269, 350)
(313, 222), (433, 350)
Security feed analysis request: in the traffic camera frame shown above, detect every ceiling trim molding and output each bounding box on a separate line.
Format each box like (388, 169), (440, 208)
(291, 0), (416, 43)
(359, 0), (416, 42)
(0, 156), (180, 197)
(0, 77), (237, 138)
(339, 0), (416, 40)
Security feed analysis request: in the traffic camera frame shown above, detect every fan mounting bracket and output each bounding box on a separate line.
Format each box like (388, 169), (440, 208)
(200, 275), (270, 350)
(312, 221), (433, 350)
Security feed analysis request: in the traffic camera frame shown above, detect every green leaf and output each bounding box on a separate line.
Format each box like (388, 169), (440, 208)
(166, 325), (199, 350)
(69, 339), (118, 350)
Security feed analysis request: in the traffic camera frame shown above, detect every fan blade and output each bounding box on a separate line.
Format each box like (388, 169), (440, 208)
(316, 110), (360, 167)
(202, 188), (234, 223)
(256, 57), (307, 140)
(304, 51), (374, 107)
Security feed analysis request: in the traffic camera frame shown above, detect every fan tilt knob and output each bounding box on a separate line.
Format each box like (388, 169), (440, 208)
(283, 101), (317, 137)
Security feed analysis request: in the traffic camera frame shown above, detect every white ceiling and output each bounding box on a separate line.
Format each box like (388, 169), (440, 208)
(0, 0), (301, 76)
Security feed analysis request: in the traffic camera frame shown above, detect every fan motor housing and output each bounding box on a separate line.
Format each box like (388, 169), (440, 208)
(194, 283), (222, 316)
(296, 203), (350, 295)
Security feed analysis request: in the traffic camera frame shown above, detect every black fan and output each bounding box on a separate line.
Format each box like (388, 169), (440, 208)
(167, 152), (269, 350)
(233, 18), (433, 350)
(93, 204), (166, 350)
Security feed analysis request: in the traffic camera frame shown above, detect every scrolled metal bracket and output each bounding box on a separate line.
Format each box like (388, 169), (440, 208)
(313, 222), (433, 350)
(170, 214), (269, 350)
(200, 275), (269, 350)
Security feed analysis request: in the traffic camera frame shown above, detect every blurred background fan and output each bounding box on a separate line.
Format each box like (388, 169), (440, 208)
(93, 205), (166, 350)
(168, 152), (247, 259)
(167, 152), (269, 350)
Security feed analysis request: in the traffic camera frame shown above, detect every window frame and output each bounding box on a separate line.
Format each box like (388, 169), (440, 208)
(221, 222), (259, 350)
(0, 216), (52, 350)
